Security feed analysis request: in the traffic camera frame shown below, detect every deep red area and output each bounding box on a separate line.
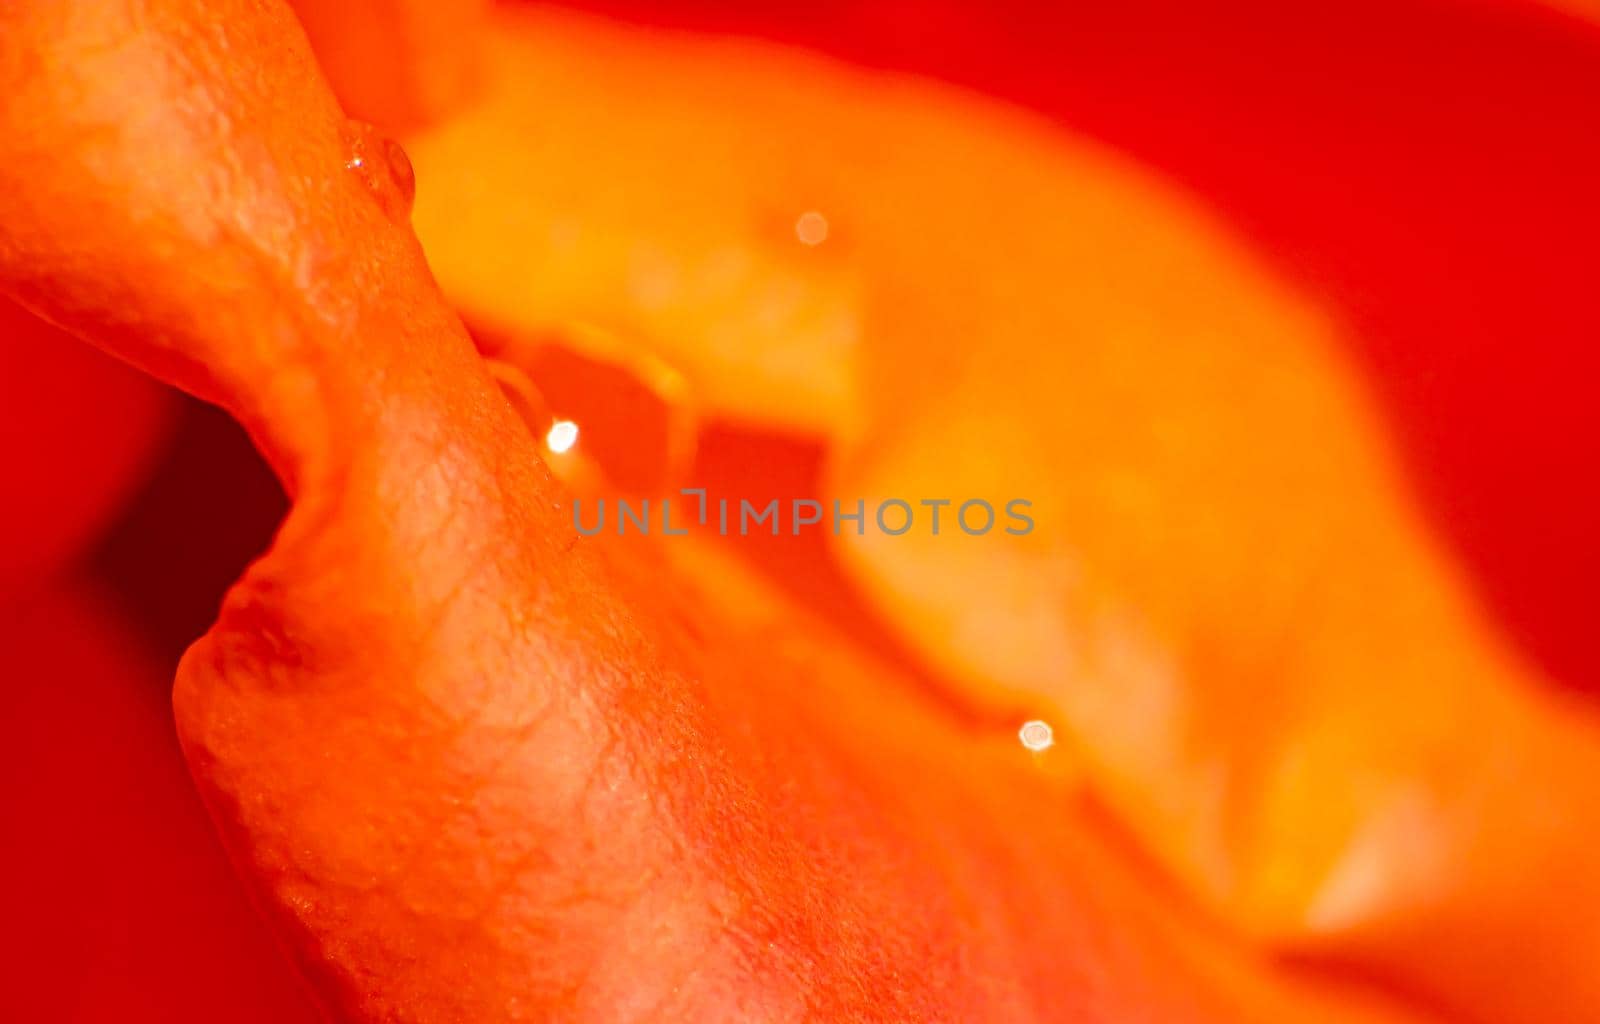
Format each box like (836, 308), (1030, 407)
(0, 300), (170, 599)
(0, 584), (320, 1023)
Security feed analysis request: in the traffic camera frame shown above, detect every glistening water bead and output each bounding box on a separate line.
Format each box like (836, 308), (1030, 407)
(546, 419), (580, 454)
(343, 120), (416, 222)
(1018, 720), (1054, 752)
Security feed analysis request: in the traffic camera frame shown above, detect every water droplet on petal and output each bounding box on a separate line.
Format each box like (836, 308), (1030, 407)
(546, 419), (580, 454)
(343, 120), (416, 221)
(1018, 719), (1054, 752)
(485, 357), (553, 437)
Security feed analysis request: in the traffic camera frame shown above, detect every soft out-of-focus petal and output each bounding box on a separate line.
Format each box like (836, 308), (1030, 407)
(827, 207), (1600, 1021)
(286, 0), (487, 134)
(405, 8), (867, 434)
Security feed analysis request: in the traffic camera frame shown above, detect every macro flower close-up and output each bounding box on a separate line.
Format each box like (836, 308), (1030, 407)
(2, 1), (1597, 1022)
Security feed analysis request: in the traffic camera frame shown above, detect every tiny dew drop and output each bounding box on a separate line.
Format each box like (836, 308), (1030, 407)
(1018, 719), (1054, 752)
(342, 120), (416, 221)
(545, 419), (580, 454)
(485, 357), (554, 438)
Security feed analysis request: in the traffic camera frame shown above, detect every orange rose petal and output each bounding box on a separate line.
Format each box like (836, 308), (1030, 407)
(0, 3), (1435, 1021)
